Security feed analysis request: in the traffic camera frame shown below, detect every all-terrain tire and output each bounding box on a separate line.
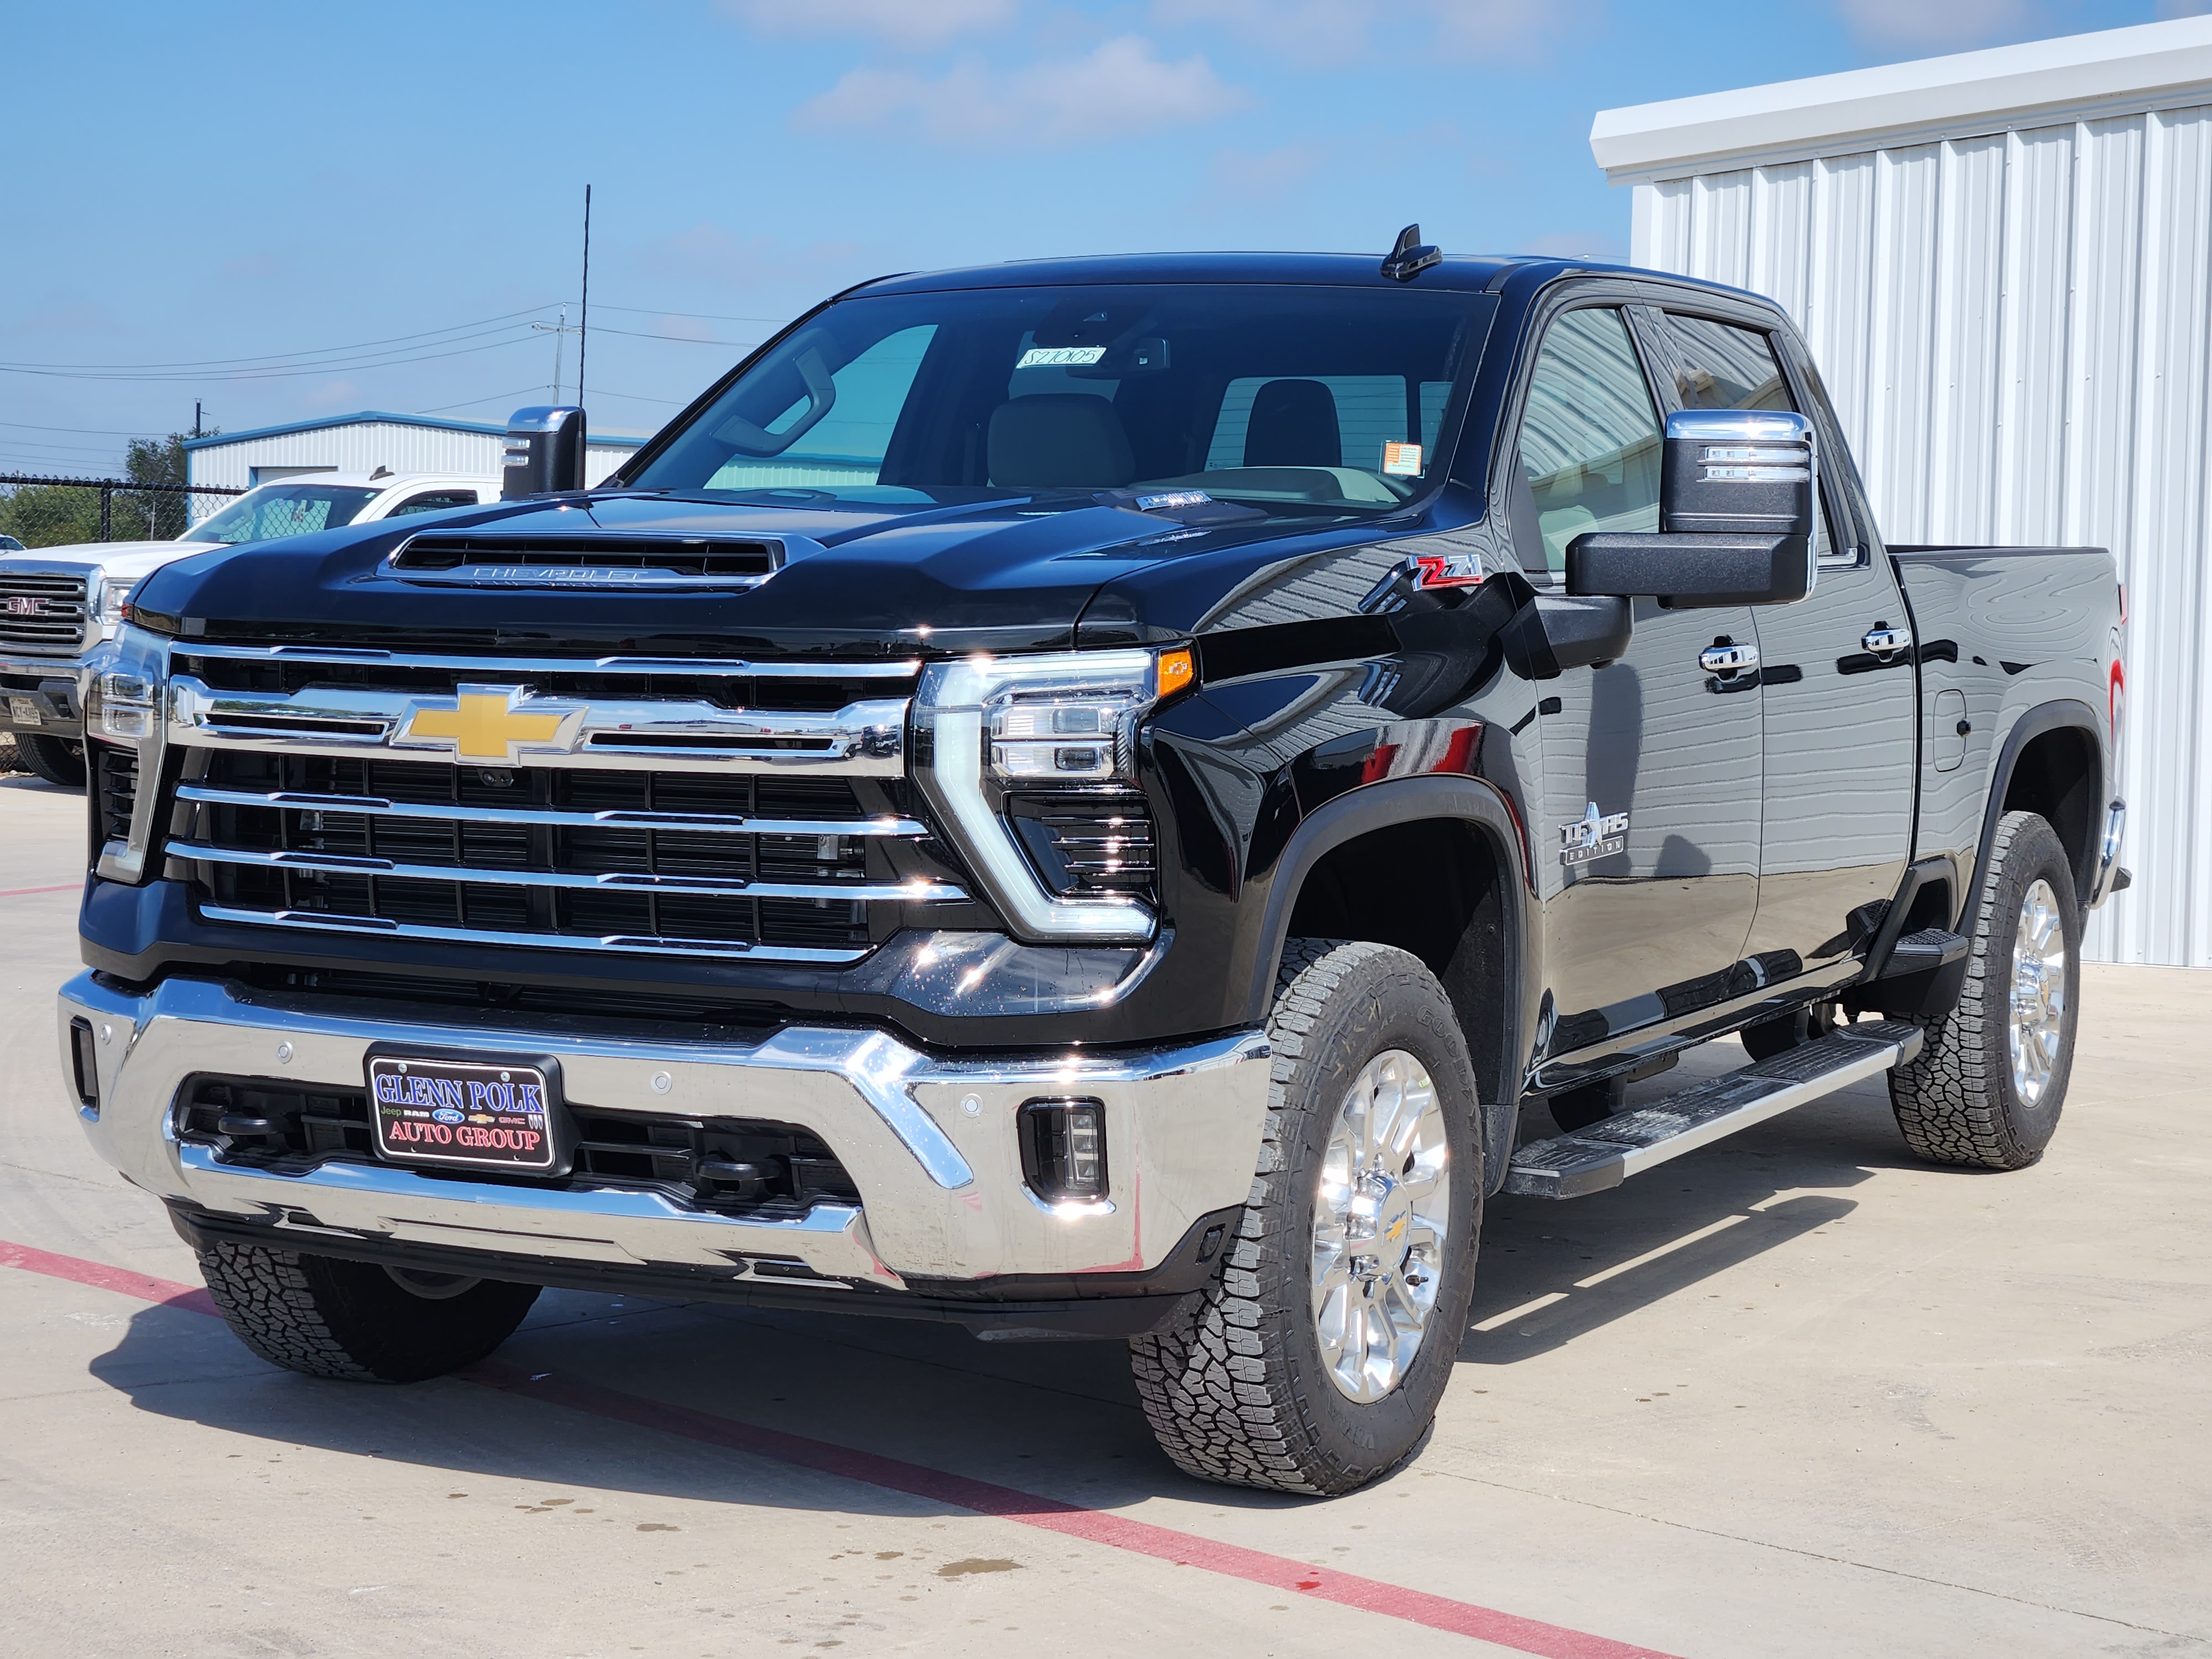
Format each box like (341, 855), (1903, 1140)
(1888, 811), (2080, 1170)
(17, 733), (85, 789)
(196, 1240), (541, 1382)
(1127, 939), (1483, 1496)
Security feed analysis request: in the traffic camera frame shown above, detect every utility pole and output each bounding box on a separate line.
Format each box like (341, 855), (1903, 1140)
(530, 305), (577, 401)
(578, 184), (592, 413)
(193, 401), (202, 439)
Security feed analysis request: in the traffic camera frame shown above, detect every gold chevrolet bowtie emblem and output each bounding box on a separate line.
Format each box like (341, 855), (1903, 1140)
(401, 684), (578, 762)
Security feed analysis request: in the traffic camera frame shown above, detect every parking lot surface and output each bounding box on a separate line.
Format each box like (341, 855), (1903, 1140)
(3, 771), (2207, 1658)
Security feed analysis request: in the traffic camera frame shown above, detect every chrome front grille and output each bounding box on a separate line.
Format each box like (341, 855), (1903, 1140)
(0, 571), (91, 654)
(161, 645), (961, 964)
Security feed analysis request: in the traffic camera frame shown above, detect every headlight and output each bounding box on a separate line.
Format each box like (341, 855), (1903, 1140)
(85, 622), (170, 884)
(97, 575), (137, 624)
(914, 646), (1192, 944)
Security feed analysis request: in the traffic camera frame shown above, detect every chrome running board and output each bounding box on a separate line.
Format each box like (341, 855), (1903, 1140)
(1505, 1019), (1924, 1200)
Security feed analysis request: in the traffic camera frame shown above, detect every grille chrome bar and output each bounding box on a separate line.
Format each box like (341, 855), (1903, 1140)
(169, 675), (907, 776)
(0, 568), (92, 654)
(170, 838), (964, 904)
(173, 642), (921, 679)
(174, 781), (931, 839)
(196, 904), (873, 964)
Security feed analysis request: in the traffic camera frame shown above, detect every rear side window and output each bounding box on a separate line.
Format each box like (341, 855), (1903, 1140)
(1659, 312), (1844, 564)
(1515, 307), (1662, 572)
(386, 491), (481, 517)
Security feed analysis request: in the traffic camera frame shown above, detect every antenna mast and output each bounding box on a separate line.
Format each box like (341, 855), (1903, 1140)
(577, 184), (592, 411)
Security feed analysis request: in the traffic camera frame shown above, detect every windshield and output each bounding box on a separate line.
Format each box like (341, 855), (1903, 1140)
(629, 284), (1489, 517)
(185, 483), (380, 545)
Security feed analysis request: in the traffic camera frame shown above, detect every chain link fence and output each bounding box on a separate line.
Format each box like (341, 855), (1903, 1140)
(0, 473), (244, 549)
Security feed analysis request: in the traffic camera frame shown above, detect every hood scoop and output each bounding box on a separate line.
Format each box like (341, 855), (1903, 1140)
(383, 531), (783, 591)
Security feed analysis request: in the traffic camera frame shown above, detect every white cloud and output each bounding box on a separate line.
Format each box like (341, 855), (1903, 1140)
(1204, 143), (1327, 200)
(1154, 0), (1572, 60)
(794, 35), (1250, 147)
(1428, 0), (1569, 54)
(1832, 0), (2032, 50)
(1154, 0), (1376, 62)
(630, 223), (865, 289)
(723, 0), (1020, 52)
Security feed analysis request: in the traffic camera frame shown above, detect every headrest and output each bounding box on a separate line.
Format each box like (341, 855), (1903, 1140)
(1244, 379), (1342, 469)
(988, 394), (1136, 489)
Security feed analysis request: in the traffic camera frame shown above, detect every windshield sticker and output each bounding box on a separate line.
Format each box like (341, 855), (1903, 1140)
(1018, 346), (1108, 369)
(1381, 441), (1423, 477)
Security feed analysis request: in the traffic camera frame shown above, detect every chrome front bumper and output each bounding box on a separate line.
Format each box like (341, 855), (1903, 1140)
(58, 972), (1270, 1292)
(0, 654), (87, 739)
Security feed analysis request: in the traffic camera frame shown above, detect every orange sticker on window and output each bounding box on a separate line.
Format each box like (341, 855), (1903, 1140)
(1382, 441), (1422, 477)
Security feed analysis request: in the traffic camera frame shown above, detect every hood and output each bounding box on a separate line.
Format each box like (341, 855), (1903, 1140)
(129, 488), (1404, 659)
(1, 540), (205, 580)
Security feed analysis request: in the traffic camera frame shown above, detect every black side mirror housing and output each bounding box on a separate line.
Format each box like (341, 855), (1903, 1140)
(1566, 410), (1816, 609)
(502, 406), (587, 498)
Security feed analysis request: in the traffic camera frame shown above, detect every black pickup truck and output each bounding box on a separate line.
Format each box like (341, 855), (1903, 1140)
(62, 238), (2128, 1496)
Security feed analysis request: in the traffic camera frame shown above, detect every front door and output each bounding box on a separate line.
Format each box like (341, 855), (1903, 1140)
(1508, 302), (1765, 1056)
(1649, 308), (1916, 969)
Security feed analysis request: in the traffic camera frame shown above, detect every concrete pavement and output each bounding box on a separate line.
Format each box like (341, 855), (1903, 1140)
(2, 771), (2206, 1657)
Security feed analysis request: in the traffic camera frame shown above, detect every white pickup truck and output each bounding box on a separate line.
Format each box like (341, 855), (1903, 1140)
(1, 471), (498, 786)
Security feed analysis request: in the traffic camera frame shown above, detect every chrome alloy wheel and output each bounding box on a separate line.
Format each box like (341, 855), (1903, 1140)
(1310, 1049), (1452, 1404)
(2009, 878), (2069, 1107)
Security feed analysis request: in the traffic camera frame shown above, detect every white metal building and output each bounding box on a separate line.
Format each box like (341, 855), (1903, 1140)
(1593, 17), (2212, 968)
(183, 412), (643, 493)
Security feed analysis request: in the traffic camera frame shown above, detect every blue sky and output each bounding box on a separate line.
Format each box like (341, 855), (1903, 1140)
(1, 0), (2195, 472)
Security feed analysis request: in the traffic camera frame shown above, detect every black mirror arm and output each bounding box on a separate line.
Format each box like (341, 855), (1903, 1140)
(1501, 592), (1633, 680)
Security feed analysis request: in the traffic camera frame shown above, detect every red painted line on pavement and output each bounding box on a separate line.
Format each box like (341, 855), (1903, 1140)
(3, 1240), (1680, 1659)
(0, 882), (81, 898)
(0, 1239), (220, 1317)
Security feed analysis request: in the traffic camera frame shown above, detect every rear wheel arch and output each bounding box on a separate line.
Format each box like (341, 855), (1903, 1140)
(1972, 701), (2101, 920)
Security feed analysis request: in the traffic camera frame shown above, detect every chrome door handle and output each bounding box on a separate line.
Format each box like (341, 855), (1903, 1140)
(1862, 625), (1913, 658)
(1699, 643), (1760, 674)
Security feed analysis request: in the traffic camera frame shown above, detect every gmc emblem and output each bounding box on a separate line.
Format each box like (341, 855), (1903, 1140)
(4, 596), (44, 617)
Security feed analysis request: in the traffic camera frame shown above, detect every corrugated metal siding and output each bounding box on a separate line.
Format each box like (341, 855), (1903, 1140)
(1632, 103), (2212, 967)
(188, 422), (635, 491)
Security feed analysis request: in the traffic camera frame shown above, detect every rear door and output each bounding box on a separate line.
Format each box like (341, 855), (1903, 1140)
(1647, 302), (1915, 969)
(1506, 298), (1764, 1052)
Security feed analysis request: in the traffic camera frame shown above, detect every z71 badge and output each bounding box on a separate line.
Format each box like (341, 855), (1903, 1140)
(1560, 802), (1629, 865)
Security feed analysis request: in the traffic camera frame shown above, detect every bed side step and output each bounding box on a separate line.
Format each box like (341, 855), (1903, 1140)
(1504, 1019), (1924, 1200)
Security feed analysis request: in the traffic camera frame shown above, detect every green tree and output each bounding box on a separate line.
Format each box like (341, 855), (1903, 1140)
(0, 427), (221, 547)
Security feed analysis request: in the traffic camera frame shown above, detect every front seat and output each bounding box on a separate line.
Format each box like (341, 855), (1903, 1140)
(1243, 378), (1342, 468)
(988, 394), (1136, 489)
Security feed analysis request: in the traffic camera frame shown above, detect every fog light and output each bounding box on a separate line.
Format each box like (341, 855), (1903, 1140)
(1019, 1097), (1108, 1202)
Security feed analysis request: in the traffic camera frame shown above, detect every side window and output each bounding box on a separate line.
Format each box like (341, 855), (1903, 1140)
(1660, 313), (1848, 566)
(1515, 307), (1662, 573)
(707, 324), (937, 491)
(386, 491), (480, 518)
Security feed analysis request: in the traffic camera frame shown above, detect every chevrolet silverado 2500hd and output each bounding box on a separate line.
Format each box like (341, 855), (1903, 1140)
(1, 471), (499, 787)
(59, 242), (2128, 1495)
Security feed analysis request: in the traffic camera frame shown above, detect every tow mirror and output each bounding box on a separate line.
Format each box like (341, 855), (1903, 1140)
(1566, 409), (1815, 608)
(501, 406), (588, 498)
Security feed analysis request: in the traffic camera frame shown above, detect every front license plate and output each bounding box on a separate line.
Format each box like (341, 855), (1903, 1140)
(8, 696), (43, 727)
(368, 1055), (559, 1173)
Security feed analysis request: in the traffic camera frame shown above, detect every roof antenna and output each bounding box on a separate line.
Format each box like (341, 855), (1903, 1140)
(1381, 223), (1441, 282)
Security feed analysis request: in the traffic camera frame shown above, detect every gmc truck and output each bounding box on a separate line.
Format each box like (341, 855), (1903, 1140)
(59, 240), (2128, 1496)
(2, 471), (500, 787)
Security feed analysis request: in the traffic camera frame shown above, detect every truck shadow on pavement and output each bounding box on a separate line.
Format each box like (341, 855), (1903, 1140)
(79, 1074), (1921, 1513)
